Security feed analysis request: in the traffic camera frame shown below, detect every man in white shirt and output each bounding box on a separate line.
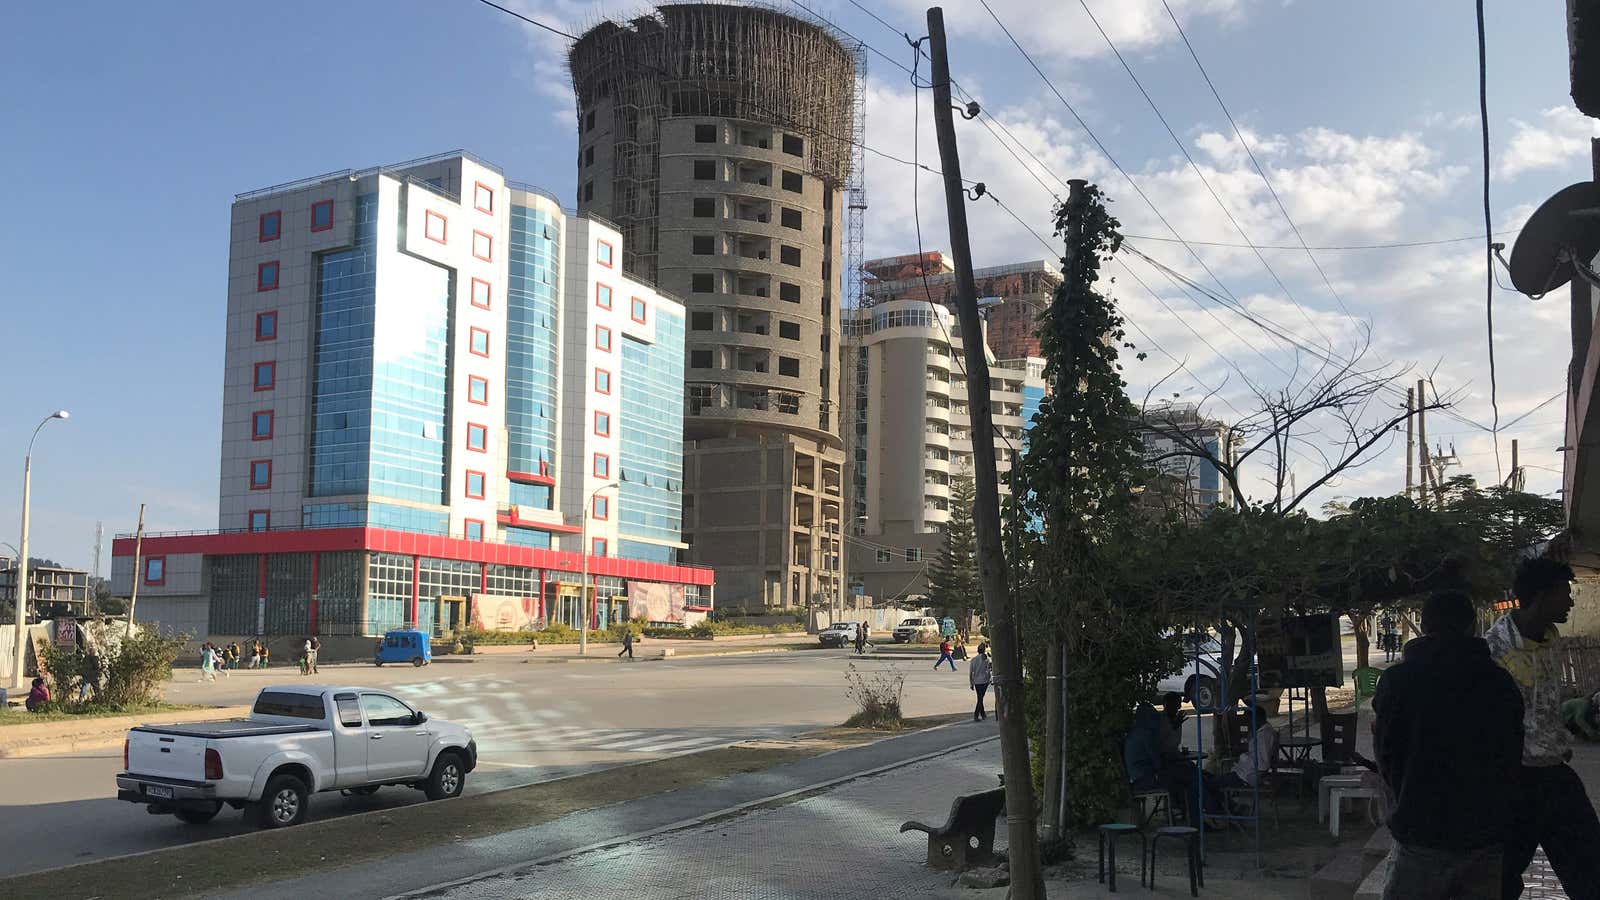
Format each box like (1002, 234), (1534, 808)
(1216, 705), (1279, 789)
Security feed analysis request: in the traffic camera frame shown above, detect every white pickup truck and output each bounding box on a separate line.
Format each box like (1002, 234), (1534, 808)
(117, 685), (476, 828)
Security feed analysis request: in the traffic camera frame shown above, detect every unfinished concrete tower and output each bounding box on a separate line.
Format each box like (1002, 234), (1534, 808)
(570, 4), (856, 611)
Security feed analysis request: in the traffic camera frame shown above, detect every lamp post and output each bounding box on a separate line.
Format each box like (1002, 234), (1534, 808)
(13, 411), (69, 690)
(578, 481), (619, 657)
(839, 515), (868, 623)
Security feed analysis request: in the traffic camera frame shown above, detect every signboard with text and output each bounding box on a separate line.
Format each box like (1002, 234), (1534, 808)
(1256, 614), (1342, 689)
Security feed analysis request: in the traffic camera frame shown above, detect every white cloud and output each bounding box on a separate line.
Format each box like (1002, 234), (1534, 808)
(1497, 106), (1600, 179)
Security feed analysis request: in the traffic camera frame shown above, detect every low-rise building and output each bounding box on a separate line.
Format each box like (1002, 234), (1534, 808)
(0, 557), (90, 621)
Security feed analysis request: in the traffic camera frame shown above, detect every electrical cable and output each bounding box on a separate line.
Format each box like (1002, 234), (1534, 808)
(1476, 0), (1504, 481)
(471, 0), (577, 39)
(1123, 230), (1522, 251)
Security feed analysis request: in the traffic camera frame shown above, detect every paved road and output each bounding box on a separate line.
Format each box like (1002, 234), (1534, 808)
(0, 650), (973, 877)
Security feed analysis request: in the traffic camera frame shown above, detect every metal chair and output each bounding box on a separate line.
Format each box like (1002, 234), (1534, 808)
(1097, 823), (1146, 892)
(1148, 824), (1204, 896)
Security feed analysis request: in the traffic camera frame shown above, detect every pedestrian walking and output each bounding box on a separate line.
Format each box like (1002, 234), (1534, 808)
(258, 641), (270, 669)
(199, 643), (217, 682)
(854, 622), (866, 655)
(618, 629), (634, 660)
(308, 636), (320, 674)
(1373, 591), (1524, 900)
(229, 642), (242, 671)
(969, 643), (991, 721)
(935, 637), (956, 671)
(1487, 558), (1600, 899)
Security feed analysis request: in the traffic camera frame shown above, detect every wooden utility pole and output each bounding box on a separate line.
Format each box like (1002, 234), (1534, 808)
(1405, 388), (1415, 502)
(1510, 438), (1521, 491)
(926, 9), (1043, 896)
(1416, 379), (1431, 509)
(125, 505), (145, 639)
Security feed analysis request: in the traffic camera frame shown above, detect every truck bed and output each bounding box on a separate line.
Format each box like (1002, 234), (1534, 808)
(131, 720), (324, 739)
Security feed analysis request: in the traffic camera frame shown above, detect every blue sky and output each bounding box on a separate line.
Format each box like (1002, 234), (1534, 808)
(2, 0), (1596, 571)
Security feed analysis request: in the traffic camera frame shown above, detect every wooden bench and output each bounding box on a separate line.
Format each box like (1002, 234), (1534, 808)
(900, 788), (1006, 871)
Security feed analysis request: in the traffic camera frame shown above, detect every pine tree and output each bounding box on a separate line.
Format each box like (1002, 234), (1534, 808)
(926, 474), (980, 627)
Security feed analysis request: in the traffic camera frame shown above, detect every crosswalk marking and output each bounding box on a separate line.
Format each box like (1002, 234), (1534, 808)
(607, 735), (726, 754)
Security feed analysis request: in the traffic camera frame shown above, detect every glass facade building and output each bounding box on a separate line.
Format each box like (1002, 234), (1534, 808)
(618, 311), (686, 563)
(507, 204), (562, 488)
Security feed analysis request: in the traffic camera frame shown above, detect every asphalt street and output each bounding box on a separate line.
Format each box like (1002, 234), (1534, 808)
(0, 649), (973, 877)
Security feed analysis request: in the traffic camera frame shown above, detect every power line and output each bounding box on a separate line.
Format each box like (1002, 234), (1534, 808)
(1123, 230), (1521, 251)
(470, 0), (576, 39)
(1076, 0), (1339, 349)
(1475, 0), (1504, 481)
(1159, 0), (1354, 324)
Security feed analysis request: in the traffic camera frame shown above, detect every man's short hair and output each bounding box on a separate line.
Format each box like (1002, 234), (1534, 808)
(1514, 557), (1575, 606)
(1421, 591), (1477, 637)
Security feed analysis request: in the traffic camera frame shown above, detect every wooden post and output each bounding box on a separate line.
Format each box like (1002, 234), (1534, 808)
(927, 9), (1043, 895)
(1417, 379), (1431, 509)
(124, 504), (146, 639)
(1405, 388), (1415, 502)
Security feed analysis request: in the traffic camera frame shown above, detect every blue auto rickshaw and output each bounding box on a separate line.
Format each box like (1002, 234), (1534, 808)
(940, 617), (957, 638)
(375, 629), (432, 667)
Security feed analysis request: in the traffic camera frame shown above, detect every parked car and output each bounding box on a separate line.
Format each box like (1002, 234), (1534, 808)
(893, 617), (941, 643)
(375, 629), (432, 666)
(819, 621), (860, 647)
(1155, 633), (1225, 710)
(117, 685), (475, 828)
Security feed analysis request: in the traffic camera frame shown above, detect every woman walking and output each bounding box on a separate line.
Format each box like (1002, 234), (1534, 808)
(199, 643), (217, 683)
(969, 643), (992, 721)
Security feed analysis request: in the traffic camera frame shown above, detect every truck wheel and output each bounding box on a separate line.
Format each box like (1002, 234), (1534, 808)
(375, 659), (384, 667)
(252, 773), (310, 828)
(1188, 676), (1218, 711)
(174, 802), (222, 825)
(424, 752), (466, 801)
(412, 657), (425, 667)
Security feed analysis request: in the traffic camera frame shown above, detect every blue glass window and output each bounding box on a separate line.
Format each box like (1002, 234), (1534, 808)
(506, 206), (560, 483)
(259, 211), (281, 242)
(252, 410), (273, 439)
(467, 423), (487, 452)
(249, 510), (270, 532)
(144, 558), (164, 583)
(595, 412), (610, 436)
(596, 326), (611, 352)
(469, 376), (488, 405)
(471, 328), (490, 357)
(593, 496), (608, 519)
(311, 199), (333, 231)
(596, 284), (612, 309)
(592, 538), (608, 556)
(597, 240), (613, 267)
(250, 460), (272, 489)
(594, 453), (609, 478)
(595, 369), (611, 394)
(465, 520), (484, 541)
(618, 320), (685, 552)
(258, 261), (279, 291)
(466, 471), (485, 498)
(631, 297), (647, 323)
(256, 311), (277, 341)
(254, 362), (275, 389)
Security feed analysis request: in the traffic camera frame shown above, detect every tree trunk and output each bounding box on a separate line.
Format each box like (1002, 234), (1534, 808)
(1350, 613), (1370, 672)
(1042, 636), (1064, 838)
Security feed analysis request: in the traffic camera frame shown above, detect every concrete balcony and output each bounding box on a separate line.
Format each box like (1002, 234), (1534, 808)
(923, 480), (951, 499)
(924, 429), (950, 448)
(924, 455), (950, 474)
(924, 404), (950, 423)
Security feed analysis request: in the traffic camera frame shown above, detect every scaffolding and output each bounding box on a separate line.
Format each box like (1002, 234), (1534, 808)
(568, 3), (858, 284)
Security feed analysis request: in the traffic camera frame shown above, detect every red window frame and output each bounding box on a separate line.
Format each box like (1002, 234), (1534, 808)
(464, 519), (486, 542)
(472, 230), (493, 262)
(466, 423), (488, 453)
(143, 556), (166, 586)
(631, 297), (647, 324)
(594, 411), (611, 437)
(249, 459), (273, 490)
(595, 283), (612, 310)
(248, 509), (271, 532)
(259, 211), (281, 242)
(470, 278), (492, 310)
(253, 361), (276, 392)
(593, 452), (610, 478)
(595, 325), (611, 352)
(310, 199), (334, 232)
(464, 469), (487, 499)
(469, 327), (491, 358)
(597, 239), (614, 268)
(592, 495), (609, 520)
(255, 310), (277, 342)
(257, 260), (279, 292)
(424, 209), (448, 244)
(467, 375), (489, 406)
(591, 538), (608, 556)
(594, 367), (611, 395)
(251, 410), (274, 441)
(474, 182), (494, 214)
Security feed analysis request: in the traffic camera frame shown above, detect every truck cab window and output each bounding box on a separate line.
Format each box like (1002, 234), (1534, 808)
(361, 694), (414, 727)
(336, 697), (364, 728)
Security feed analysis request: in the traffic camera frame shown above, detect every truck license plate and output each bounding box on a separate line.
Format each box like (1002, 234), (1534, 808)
(144, 785), (174, 799)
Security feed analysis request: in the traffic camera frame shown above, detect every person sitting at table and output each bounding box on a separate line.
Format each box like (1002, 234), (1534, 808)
(1213, 705), (1279, 790)
(1127, 701), (1206, 822)
(1158, 691), (1185, 759)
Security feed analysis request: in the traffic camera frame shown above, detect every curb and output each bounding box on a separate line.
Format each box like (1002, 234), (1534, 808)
(0, 705), (252, 759)
(395, 725), (1000, 899)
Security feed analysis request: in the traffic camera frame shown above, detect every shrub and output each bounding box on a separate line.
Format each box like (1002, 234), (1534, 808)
(842, 662), (906, 728)
(458, 627), (537, 647)
(39, 621), (187, 710)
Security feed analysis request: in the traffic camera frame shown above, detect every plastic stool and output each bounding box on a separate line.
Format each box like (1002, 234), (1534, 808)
(1328, 786), (1379, 837)
(1148, 825), (1203, 896)
(1097, 823), (1147, 892)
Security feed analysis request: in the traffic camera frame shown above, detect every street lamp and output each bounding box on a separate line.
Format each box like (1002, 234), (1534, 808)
(839, 515), (868, 622)
(578, 481), (619, 657)
(13, 410), (68, 690)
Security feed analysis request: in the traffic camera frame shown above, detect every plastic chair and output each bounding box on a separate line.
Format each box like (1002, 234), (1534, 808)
(1148, 825), (1204, 896)
(1353, 667), (1383, 707)
(1097, 823), (1146, 892)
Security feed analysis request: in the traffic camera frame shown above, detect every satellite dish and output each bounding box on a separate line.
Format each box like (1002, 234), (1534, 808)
(1508, 181), (1600, 296)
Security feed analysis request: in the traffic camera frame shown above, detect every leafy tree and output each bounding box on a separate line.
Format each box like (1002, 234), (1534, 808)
(926, 474), (981, 630)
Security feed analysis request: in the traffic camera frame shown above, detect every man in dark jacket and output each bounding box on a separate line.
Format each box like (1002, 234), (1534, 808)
(1374, 591), (1524, 900)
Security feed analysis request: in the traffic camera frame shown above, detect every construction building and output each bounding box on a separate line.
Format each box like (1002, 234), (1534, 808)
(569, 5), (860, 611)
(0, 557), (90, 621)
(842, 300), (1044, 602)
(862, 251), (1061, 360)
(1137, 403), (1240, 515)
